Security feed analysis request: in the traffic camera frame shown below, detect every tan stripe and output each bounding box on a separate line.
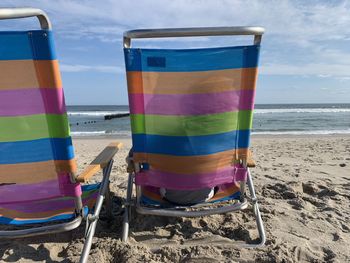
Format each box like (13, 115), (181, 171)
(0, 160), (77, 184)
(127, 68), (258, 94)
(0, 60), (62, 90)
(0, 208), (74, 220)
(133, 149), (249, 175)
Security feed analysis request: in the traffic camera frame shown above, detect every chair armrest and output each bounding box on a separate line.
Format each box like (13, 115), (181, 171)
(247, 149), (256, 168)
(76, 142), (123, 183)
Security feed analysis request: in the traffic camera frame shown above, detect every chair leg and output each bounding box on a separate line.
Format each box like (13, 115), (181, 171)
(245, 168), (266, 248)
(122, 172), (133, 242)
(80, 160), (113, 263)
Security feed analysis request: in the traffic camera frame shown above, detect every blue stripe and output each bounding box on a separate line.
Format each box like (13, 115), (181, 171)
(0, 207), (89, 226)
(132, 130), (250, 156)
(0, 137), (74, 164)
(0, 212), (75, 225)
(0, 30), (56, 60)
(124, 45), (260, 72)
(81, 183), (100, 192)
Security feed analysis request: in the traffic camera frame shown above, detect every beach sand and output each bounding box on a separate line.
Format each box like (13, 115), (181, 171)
(1, 135), (349, 262)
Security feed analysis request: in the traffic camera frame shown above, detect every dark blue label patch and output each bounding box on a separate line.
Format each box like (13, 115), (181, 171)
(147, 56), (166, 67)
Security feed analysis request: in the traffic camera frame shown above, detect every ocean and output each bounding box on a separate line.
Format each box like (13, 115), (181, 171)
(67, 104), (350, 137)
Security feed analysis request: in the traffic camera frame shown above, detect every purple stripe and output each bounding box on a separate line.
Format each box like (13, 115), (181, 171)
(135, 165), (247, 190)
(0, 179), (62, 204)
(0, 88), (66, 116)
(0, 191), (98, 213)
(129, 90), (255, 115)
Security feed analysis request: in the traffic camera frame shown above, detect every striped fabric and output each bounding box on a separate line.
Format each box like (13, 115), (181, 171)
(0, 184), (99, 225)
(141, 184), (241, 206)
(0, 30), (92, 224)
(124, 45), (260, 192)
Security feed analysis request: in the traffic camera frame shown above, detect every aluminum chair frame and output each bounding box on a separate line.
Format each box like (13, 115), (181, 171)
(0, 8), (117, 263)
(122, 27), (266, 247)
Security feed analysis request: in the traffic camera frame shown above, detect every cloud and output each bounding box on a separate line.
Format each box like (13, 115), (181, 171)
(260, 61), (350, 78)
(2, 0), (350, 78)
(60, 63), (124, 73)
(2, 0), (349, 44)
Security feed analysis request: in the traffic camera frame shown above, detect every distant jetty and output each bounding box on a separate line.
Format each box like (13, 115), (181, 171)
(104, 113), (130, 120)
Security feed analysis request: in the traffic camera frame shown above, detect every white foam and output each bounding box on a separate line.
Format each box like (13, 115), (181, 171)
(68, 111), (129, 116)
(252, 129), (350, 135)
(70, 131), (106, 136)
(254, 108), (350, 114)
(71, 130), (131, 136)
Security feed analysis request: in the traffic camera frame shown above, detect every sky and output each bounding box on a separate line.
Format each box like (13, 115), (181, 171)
(1, 0), (350, 105)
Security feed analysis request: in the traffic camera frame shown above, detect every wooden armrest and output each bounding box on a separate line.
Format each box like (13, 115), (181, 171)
(247, 149), (256, 168)
(76, 142), (123, 183)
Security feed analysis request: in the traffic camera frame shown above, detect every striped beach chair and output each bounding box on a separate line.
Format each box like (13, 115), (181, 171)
(0, 8), (122, 263)
(122, 27), (266, 246)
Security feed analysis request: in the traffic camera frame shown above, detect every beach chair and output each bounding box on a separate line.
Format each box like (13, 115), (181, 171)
(122, 27), (266, 246)
(0, 8), (122, 263)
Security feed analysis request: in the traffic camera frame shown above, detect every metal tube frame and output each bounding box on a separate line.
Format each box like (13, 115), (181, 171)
(0, 7), (115, 262)
(123, 26), (264, 48)
(80, 160), (113, 263)
(122, 26), (266, 247)
(0, 7), (51, 30)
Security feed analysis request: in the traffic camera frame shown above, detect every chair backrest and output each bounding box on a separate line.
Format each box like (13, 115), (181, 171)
(0, 28), (79, 204)
(124, 28), (262, 190)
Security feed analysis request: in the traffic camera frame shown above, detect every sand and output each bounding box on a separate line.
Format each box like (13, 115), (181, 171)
(1, 135), (349, 263)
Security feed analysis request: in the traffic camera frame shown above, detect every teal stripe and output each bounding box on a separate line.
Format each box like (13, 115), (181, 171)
(124, 45), (260, 72)
(131, 111), (253, 136)
(0, 138), (74, 164)
(132, 130), (250, 156)
(0, 30), (56, 60)
(0, 114), (70, 142)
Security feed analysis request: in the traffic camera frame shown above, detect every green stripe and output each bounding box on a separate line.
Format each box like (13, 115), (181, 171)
(81, 189), (98, 199)
(0, 114), (70, 142)
(131, 110), (253, 136)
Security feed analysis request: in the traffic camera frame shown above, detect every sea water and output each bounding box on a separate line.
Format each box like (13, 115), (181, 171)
(67, 104), (350, 137)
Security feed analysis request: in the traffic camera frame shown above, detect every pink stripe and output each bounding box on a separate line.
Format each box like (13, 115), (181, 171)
(0, 174), (82, 205)
(0, 179), (62, 204)
(0, 88), (66, 116)
(58, 172), (82, 197)
(0, 191), (98, 213)
(135, 165), (247, 190)
(129, 90), (255, 115)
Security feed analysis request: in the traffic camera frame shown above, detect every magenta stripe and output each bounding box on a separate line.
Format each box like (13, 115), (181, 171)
(129, 90), (255, 115)
(0, 88), (66, 116)
(135, 165), (247, 190)
(0, 179), (62, 204)
(0, 191), (98, 213)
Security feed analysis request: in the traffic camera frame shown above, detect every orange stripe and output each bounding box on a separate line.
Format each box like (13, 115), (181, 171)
(0, 160), (77, 184)
(141, 187), (163, 202)
(126, 71), (143, 94)
(209, 184), (240, 201)
(34, 60), (63, 88)
(127, 68), (258, 94)
(133, 149), (249, 175)
(0, 60), (62, 90)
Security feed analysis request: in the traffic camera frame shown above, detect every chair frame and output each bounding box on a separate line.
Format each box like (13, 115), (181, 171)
(122, 27), (266, 247)
(0, 8), (121, 263)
